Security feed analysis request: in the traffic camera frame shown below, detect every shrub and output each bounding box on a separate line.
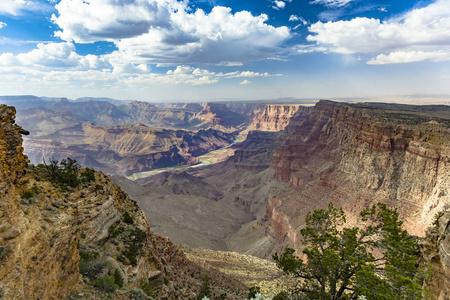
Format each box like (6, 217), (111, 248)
(22, 185), (41, 199)
(92, 274), (118, 293)
(139, 277), (154, 297)
(113, 269), (124, 288)
(80, 167), (95, 183)
(196, 275), (211, 300)
(129, 288), (154, 300)
(273, 291), (288, 300)
(123, 211), (134, 224)
(248, 286), (261, 299)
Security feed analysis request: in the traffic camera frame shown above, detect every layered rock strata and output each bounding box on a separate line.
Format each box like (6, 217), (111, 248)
(0, 105), (246, 299)
(22, 122), (235, 176)
(266, 100), (449, 254)
(420, 209), (450, 300)
(250, 104), (312, 131)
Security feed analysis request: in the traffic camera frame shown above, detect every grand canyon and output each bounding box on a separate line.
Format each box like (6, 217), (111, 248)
(0, 96), (449, 299)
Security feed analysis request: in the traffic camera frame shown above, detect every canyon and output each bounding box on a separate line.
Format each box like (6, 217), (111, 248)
(0, 104), (251, 299)
(1, 95), (450, 299)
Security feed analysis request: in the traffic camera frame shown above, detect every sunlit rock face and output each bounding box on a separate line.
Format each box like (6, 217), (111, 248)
(420, 210), (450, 300)
(249, 104), (312, 131)
(265, 100), (449, 254)
(0, 105), (246, 299)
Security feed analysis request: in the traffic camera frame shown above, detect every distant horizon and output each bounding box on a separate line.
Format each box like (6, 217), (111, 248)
(1, 93), (450, 106)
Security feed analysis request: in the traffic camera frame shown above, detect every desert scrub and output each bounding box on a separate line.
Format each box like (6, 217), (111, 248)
(78, 250), (107, 282)
(21, 184), (41, 199)
(92, 274), (118, 293)
(109, 225), (125, 239)
(138, 277), (155, 298)
(123, 211), (134, 224)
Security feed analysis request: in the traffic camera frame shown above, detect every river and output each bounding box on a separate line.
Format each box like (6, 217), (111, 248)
(127, 138), (240, 180)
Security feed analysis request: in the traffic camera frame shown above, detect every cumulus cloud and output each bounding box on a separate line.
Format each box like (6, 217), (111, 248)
(305, 0), (450, 64)
(52, 0), (176, 42)
(51, 1), (290, 65)
(0, 41), (281, 88)
(310, 0), (354, 8)
(0, 42), (113, 70)
(240, 80), (252, 85)
(367, 50), (450, 65)
(273, 1), (286, 10)
(0, 22), (6, 28)
(0, 0), (51, 16)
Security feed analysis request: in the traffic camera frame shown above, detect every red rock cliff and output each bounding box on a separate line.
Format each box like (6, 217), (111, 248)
(267, 100), (449, 252)
(250, 104), (312, 131)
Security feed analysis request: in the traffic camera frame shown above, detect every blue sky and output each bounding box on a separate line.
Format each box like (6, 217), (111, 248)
(0, 0), (449, 102)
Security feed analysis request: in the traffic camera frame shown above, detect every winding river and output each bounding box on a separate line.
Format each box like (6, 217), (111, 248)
(127, 138), (240, 180)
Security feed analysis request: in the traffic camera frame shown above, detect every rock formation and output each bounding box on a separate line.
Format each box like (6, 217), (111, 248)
(21, 120), (235, 176)
(420, 209), (450, 300)
(249, 104), (312, 131)
(0, 105), (247, 299)
(265, 100), (449, 254)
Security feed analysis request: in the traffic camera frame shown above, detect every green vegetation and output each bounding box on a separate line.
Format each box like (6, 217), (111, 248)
(123, 211), (134, 224)
(80, 167), (96, 183)
(21, 184), (41, 199)
(79, 249), (127, 293)
(273, 203), (429, 300)
(196, 275), (212, 300)
(139, 277), (155, 297)
(129, 288), (154, 300)
(247, 286), (261, 299)
(78, 250), (105, 281)
(113, 269), (124, 288)
(109, 225), (125, 239)
(30, 157), (96, 191)
(92, 274), (118, 293)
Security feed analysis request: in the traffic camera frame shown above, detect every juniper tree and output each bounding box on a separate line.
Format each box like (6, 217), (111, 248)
(273, 203), (429, 300)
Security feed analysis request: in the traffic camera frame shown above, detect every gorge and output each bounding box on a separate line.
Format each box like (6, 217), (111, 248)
(0, 96), (449, 299)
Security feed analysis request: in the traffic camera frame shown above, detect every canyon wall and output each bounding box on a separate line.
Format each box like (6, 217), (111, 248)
(22, 123), (235, 176)
(249, 104), (312, 131)
(0, 105), (246, 299)
(420, 209), (450, 300)
(266, 100), (449, 254)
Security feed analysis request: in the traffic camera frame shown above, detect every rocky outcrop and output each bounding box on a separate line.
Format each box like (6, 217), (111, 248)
(195, 103), (247, 128)
(0, 105), (247, 299)
(420, 209), (450, 300)
(267, 100), (450, 252)
(250, 104), (312, 131)
(0, 106), (29, 188)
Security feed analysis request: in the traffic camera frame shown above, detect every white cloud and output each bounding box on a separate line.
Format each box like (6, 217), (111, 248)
(0, 0), (30, 15)
(289, 15), (308, 25)
(310, 0), (354, 8)
(273, 1), (286, 10)
(0, 22), (6, 28)
(0, 40), (282, 87)
(236, 71), (269, 77)
(306, 0), (450, 63)
(367, 50), (450, 65)
(289, 15), (299, 22)
(52, 1), (290, 65)
(240, 80), (252, 85)
(52, 0), (176, 43)
(0, 0), (50, 16)
(0, 42), (114, 70)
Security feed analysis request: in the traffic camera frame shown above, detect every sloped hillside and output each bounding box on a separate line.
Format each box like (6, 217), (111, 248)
(0, 105), (247, 299)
